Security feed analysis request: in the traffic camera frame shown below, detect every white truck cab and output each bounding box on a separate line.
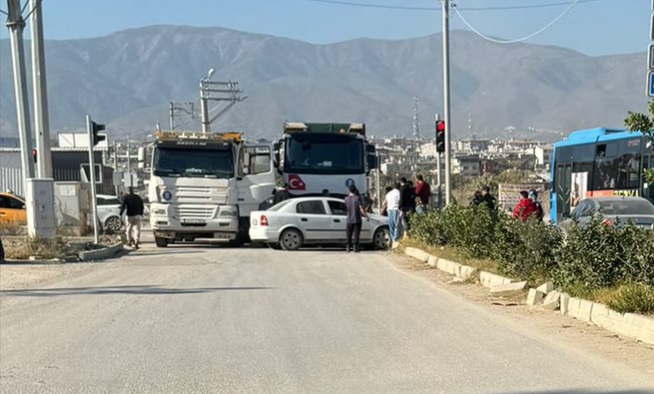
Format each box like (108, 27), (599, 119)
(148, 130), (274, 247)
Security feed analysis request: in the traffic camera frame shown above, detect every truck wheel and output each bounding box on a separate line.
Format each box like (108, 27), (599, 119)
(280, 229), (302, 251)
(155, 237), (168, 248)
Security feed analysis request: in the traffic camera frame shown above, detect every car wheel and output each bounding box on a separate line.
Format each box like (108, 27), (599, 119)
(104, 216), (122, 234)
(266, 243), (282, 250)
(280, 228), (303, 251)
(154, 236), (168, 248)
(373, 227), (391, 250)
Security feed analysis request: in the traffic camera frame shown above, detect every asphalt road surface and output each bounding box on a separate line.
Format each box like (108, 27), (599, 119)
(1, 242), (653, 394)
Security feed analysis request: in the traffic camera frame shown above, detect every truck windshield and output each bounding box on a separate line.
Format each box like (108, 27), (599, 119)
(152, 147), (234, 178)
(284, 133), (364, 175)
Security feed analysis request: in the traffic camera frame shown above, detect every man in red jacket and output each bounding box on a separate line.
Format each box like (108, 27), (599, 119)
(513, 190), (537, 221)
(414, 174), (431, 211)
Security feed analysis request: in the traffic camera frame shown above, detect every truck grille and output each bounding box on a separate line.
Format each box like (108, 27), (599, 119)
(174, 205), (217, 221)
(174, 185), (228, 204)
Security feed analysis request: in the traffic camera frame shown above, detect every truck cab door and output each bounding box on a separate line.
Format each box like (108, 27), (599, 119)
(237, 144), (276, 219)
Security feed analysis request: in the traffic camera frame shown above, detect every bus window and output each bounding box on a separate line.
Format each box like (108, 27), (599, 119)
(593, 141), (619, 190)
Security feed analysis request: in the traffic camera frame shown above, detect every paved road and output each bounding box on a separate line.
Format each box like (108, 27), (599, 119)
(1, 243), (653, 394)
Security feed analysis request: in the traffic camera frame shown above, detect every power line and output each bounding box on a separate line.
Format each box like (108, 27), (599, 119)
(453, 0), (582, 44)
(306, 0), (605, 12)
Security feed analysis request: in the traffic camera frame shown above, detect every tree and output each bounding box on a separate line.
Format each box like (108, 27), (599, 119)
(624, 101), (654, 184)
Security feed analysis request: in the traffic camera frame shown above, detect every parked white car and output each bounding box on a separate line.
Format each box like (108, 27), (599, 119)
(249, 197), (391, 251)
(96, 194), (123, 233)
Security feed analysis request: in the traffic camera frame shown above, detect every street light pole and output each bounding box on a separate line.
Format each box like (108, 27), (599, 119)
(30, 0), (52, 178)
(442, 0), (452, 205)
(6, 0), (35, 184)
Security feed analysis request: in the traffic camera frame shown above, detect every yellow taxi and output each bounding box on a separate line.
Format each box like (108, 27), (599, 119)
(0, 192), (27, 226)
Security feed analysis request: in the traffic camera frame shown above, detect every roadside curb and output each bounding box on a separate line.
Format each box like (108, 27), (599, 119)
(402, 245), (654, 346)
(78, 243), (125, 262)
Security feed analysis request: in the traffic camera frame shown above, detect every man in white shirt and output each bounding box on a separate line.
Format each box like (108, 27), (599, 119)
(385, 182), (402, 247)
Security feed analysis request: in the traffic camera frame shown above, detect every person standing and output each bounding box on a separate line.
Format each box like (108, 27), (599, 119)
(273, 183), (291, 205)
(345, 185), (367, 253)
(0, 237), (5, 263)
(414, 175), (431, 213)
(481, 186), (495, 210)
(528, 189), (544, 221)
(120, 187), (145, 249)
(513, 190), (536, 222)
(385, 182), (402, 248)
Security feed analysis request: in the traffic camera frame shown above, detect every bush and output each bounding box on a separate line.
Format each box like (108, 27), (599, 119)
(408, 205), (654, 294)
(490, 214), (562, 282)
(556, 219), (654, 290)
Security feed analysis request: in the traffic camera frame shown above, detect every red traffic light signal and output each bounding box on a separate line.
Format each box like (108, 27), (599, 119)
(435, 120), (446, 153)
(32, 148), (37, 163)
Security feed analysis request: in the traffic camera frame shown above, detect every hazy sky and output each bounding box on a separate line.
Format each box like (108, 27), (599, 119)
(0, 0), (650, 56)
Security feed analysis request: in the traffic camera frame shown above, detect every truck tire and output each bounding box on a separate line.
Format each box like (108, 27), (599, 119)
(154, 236), (169, 248)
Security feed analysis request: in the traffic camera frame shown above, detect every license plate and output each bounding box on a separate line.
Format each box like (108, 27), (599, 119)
(182, 218), (206, 224)
(214, 232), (233, 239)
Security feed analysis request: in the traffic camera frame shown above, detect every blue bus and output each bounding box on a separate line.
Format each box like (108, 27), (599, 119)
(550, 127), (654, 224)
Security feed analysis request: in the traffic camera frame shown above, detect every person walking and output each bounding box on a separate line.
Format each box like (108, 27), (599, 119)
(120, 187), (145, 249)
(385, 182), (402, 248)
(273, 183), (291, 205)
(345, 185), (368, 253)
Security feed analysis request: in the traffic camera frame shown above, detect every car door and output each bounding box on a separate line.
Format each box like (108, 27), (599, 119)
(0, 194), (26, 225)
(327, 200), (347, 242)
(295, 200), (331, 242)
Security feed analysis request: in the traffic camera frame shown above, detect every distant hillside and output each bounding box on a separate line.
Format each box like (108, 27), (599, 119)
(0, 25), (648, 141)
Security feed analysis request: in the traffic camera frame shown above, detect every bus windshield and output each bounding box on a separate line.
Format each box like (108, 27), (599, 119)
(152, 147), (234, 178)
(284, 133), (364, 175)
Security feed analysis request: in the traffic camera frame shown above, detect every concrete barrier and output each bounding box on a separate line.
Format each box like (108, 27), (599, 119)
(404, 247), (429, 263)
(78, 243), (124, 262)
(404, 243), (654, 346)
(479, 271), (515, 288)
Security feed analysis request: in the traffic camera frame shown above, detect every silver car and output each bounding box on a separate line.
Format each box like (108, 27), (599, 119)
(560, 196), (654, 232)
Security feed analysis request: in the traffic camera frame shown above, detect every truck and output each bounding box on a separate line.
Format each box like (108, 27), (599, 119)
(148, 130), (275, 247)
(273, 122), (378, 198)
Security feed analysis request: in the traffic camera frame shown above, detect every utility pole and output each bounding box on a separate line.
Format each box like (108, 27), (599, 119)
(126, 135), (131, 187)
(86, 115), (99, 245)
(30, 0), (52, 178)
(169, 101), (195, 130)
(199, 68), (246, 133)
(6, 0), (35, 183)
(442, 0), (453, 206)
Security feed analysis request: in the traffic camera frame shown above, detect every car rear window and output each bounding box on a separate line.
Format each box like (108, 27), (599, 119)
(598, 200), (654, 215)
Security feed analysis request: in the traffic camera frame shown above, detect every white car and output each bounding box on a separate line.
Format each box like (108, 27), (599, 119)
(249, 197), (391, 251)
(96, 194), (123, 233)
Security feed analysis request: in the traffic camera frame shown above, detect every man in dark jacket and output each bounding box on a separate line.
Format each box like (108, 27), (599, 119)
(481, 186), (495, 210)
(120, 187), (145, 249)
(273, 183), (291, 205)
(345, 185), (368, 253)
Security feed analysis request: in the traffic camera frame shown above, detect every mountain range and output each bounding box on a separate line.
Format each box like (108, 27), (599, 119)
(0, 25), (649, 142)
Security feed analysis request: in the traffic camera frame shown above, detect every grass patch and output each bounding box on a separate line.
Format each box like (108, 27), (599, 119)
(5, 237), (78, 260)
(400, 237), (500, 274)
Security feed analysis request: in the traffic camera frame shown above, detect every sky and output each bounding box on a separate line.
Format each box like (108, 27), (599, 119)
(0, 0), (649, 56)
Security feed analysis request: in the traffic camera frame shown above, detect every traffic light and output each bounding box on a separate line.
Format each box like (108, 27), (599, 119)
(32, 148), (37, 163)
(435, 120), (446, 153)
(91, 121), (106, 146)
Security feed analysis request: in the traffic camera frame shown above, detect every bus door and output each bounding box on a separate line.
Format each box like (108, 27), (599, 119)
(555, 163), (572, 222)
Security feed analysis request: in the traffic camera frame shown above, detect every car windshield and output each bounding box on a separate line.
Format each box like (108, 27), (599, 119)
(152, 147), (234, 178)
(284, 133), (364, 175)
(598, 200), (654, 215)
